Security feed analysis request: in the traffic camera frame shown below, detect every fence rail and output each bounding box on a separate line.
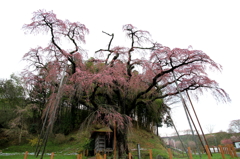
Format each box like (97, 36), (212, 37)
(10, 144), (239, 159)
(167, 144), (238, 159)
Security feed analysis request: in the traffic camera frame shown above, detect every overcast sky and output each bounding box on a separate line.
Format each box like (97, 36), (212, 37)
(1, 0), (239, 136)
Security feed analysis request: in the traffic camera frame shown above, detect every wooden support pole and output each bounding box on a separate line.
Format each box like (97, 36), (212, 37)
(219, 145), (225, 159)
(166, 111), (189, 157)
(188, 147), (193, 159)
(149, 149), (152, 159)
(205, 145), (212, 159)
(24, 151), (28, 159)
(128, 152), (132, 159)
(50, 152), (54, 159)
(186, 91), (210, 155)
(104, 153), (106, 159)
(168, 148), (173, 159)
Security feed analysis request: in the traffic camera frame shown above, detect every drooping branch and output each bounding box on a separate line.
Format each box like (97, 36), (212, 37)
(128, 47), (228, 112)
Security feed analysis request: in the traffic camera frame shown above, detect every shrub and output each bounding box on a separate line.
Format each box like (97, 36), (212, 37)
(28, 137), (42, 146)
(54, 133), (67, 144)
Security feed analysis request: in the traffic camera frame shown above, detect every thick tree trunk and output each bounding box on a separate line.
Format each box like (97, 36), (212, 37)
(19, 117), (23, 144)
(117, 128), (129, 158)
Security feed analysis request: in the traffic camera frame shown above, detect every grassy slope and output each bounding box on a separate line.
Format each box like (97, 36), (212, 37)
(128, 127), (168, 158)
(1, 127), (169, 158)
(0, 128), (236, 159)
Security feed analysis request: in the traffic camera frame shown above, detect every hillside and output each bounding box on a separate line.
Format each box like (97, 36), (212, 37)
(1, 127), (169, 158)
(127, 128), (168, 158)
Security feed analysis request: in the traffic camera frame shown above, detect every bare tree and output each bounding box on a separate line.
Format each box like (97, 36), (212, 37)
(228, 119), (240, 133)
(205, 124), (215, 134)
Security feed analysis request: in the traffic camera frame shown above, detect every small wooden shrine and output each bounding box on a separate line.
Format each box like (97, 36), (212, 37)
(91, 127), (114, 154)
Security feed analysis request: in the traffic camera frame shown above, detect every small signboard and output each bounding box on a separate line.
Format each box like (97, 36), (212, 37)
(233, 141), (240, 149)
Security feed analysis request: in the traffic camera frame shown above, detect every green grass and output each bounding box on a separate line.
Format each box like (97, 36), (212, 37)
(1, 139), (81, 153)
(173, 153), (236, 159)
(0, 154), (78, 159)
(2, 128), (237, 159)
(0, 151), (237, 159)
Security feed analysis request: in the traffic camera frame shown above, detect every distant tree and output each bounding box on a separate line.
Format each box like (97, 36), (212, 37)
(22, 10), (230, 156)
(0, 74), (25, 108)
(214, 131), (232, 145)
(188, 141), (196, 150)
(175, 140), (183, 149)
(205, 124), (215, 134)
(0, 74), (26, 127)
(230, 135), (240, 142)
(167, 138), (176, 148)
(0, 74), (31, 144)
(183, 129), (192, 135)
(4, 104), (33, 144)
(221, 139), (233, 145)
(206, 135), (218, 146)
(228, 119), (240, 133)
(227, 128), (235, 134)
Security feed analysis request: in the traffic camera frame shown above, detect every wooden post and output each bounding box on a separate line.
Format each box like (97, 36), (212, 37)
(212, 147), (215, 153)
(205, 145), (212, 159)
(137, 144), (141, 159)
(96, 152), (103, 159)
(226, 146), (229, 154)
(230, 144), (237, 157)
(188, 147), (193, 159)
(128, 152), (132, 159)
(149, 149), (152, 159)
(96, 153), (99, 159)
(226, 145), (230, 155)
(50, 152), (54, 159)
(227, 144), (234, 158)
(24, 151), (28, 159)
(104, 153), (106, 159)
(168, 148), (172, 159)
(223, 146), (226, 154)
(219, 145), (225, 159)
